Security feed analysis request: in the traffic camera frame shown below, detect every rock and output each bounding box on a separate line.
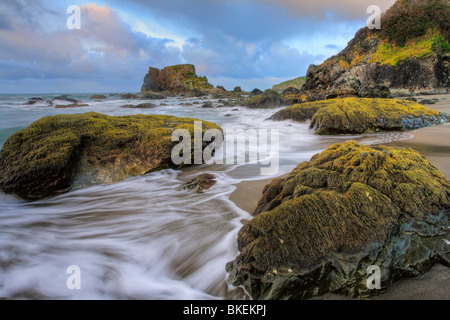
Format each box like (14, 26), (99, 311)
(49, 95), (80, 106)
(55, 104), (89, 109)
(405, 97), (418, 102)
(234, 86), (242, 93)
(0, 112), (222, 200)
(24, 97), (45, 105)
(270, 97), (448, 134)
(180, 174), (217, 193)
(140, 92), (166, 100)
(202, 101), (214, 108)
(250, 89), (263, 97)
(245, 89), (285, 109)
(90, 95), (107, 100)
(298, 0), (450, 101)
(120, 93), (139, 99)
(141, 64), (214, 96)
(281, 87), (301, 105)
(226, 141), (450, 300)
(216, 85), (227, 91)
(358, 85), (392, 98)
(120, 103), (156, 109)
(419, 98), (440, 105)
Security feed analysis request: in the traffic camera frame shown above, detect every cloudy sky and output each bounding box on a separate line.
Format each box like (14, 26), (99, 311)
(0, 0), (396, 93)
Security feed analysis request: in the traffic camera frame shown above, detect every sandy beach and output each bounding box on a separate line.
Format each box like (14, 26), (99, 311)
(229, 94), (450, 300)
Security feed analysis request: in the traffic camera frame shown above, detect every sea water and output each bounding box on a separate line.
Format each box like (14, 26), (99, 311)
(0, 94), (413, 299)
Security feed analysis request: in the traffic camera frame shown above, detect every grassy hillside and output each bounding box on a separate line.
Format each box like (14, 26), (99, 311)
(272, 76), (306, 92)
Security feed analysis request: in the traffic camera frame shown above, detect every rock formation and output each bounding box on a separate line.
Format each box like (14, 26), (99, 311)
(297, 0), (450, 101)
(141, 64), (214, 96)
(270, 97), (448, 134)
(227, 141), (450, 299)
(0, 112), (221, 200)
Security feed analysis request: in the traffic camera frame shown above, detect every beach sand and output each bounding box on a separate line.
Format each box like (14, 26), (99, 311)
(229, 94), (450, 300)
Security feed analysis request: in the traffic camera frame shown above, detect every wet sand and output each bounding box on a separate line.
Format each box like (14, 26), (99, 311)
(229, 94), (450, 300)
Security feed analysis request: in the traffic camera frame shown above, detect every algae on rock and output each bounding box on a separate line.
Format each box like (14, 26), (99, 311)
(226, 141), (450, 300)
(270, 97), (448, 134)
(0, 112), (222, 200)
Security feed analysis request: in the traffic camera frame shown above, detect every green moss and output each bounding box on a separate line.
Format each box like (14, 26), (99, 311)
(271, 97), (447, 134)
(0, 112), (222, 200)
(230, 141), (450, 298)
(369, 31), (449, 67)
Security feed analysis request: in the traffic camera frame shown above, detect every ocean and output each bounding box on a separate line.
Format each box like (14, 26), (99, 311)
(0, 93), (413, 299)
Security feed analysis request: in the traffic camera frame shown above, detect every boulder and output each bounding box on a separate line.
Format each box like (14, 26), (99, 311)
(226, 141), (450, 300)
(120, 103), (156, 109)
(245, 89), (285, 109)
(250, 89), (263, 96)
(0, 112), (221, 200)
(270, 97), (448, 134)
(140, 92), (166, 100)
(90, 95), (107, 100)
(120, 93), (139, 99)
(234, 86), (242, 93)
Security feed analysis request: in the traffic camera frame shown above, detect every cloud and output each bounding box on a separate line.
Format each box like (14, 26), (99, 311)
(0, 2), (182, 83)
(181, 33), (320, 81)
(255, 0), (397, 19)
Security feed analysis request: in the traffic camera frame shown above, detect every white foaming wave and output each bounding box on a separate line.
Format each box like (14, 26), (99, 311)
(0, 170), (249, 300)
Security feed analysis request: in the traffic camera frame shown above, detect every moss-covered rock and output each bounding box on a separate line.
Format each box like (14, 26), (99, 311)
(245, 89), (285, 109)
(0, 112), (222, 200)
(270, 97), (448, 134)
(226, 141), (450, 300)
(141, 64), (214, 96)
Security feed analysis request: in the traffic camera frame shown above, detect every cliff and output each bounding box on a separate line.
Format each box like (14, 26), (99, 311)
(299, 0), (450, 101)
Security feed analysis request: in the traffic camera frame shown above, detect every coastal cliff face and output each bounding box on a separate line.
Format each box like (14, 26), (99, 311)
(299, 0), (450, 101)
(141, 64), (214, 96)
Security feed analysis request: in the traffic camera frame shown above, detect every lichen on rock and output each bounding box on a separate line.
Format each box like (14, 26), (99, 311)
(0, 112), (222, 200)
(270, 97), (448, 134)
(226, 141), (450, 300)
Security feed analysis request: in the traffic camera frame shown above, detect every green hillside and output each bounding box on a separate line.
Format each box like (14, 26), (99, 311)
(272, 76), (306, 92)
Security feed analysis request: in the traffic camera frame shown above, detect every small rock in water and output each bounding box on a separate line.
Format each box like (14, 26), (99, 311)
(120, 103), (156, 109)
(419, 98), (439, 105)
(202, 101), (214, 108)
(90, 95), (107, 100)
(180, 174), (217, 193)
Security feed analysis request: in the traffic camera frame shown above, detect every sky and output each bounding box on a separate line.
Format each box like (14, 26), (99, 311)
(0, 0), (396, 93)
